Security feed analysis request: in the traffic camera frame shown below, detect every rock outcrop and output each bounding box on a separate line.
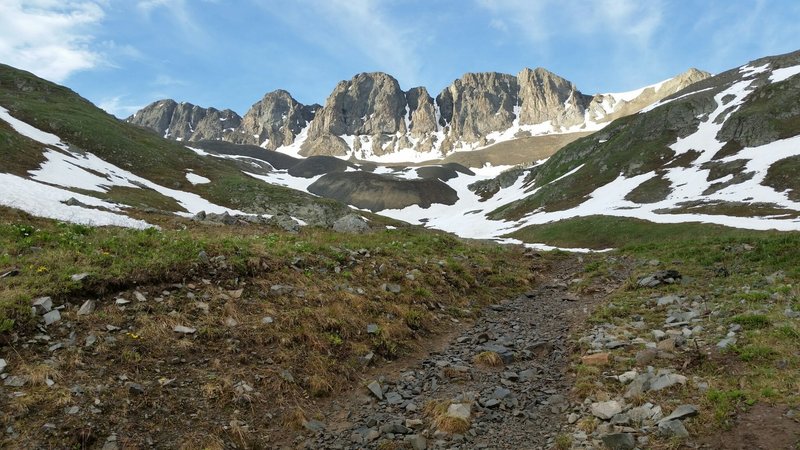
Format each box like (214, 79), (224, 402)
(517, 67), (591, 129)
(228, 90), (318, 149)
(437, 72), (518, 151)
(301, 72), (412, 157)
(127, 100), (241, 141)
(129, 68), (711, 161)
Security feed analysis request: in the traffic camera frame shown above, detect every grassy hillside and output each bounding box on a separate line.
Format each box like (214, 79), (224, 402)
(507, 215), (792, 250)
(489, 50), (800, 221)
(0, 64), (346, 219)
(0, 208), (540, 447)
(562, 223), (800, 447)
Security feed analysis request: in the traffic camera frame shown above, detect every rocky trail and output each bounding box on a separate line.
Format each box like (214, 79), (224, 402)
(279, 255), (630, 449)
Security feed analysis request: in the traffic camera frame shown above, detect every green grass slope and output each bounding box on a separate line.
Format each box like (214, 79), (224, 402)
(0, 64), (347, 220)
(489, 50), (800, 221)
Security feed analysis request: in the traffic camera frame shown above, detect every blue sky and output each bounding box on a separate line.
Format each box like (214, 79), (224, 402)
(2, 0), (799, 118)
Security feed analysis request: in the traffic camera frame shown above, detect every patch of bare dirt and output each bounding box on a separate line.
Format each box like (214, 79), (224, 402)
(698, 403), (800, 449)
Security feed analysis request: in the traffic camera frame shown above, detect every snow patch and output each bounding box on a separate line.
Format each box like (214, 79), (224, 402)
(770, 64), (800, 83)
(185, 172), (211, 185)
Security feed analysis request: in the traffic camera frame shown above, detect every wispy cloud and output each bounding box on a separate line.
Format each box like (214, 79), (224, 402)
(475, 0), (663, 48)
(254, 0), (423, 87)
(136, 0), (201, 36)
(0, 0), (107, 82)
(97, 95), (144, 118)
(152, 74), (187, 87)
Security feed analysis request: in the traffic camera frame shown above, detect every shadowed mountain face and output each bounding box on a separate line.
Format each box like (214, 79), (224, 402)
(308, 171), (459, 212)
(128, 67), (710, 163)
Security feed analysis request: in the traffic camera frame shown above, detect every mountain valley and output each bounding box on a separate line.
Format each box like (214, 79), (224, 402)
(1, 47), (800, 449)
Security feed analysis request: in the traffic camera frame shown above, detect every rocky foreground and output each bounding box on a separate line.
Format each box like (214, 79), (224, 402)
(273, 255), (630, 449)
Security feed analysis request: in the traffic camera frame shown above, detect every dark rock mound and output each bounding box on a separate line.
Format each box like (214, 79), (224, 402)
(287, 156), (356, 178)
(416, 163), (475, 181)
(193, 140), (300, 170)
(308, 172), (458, 211)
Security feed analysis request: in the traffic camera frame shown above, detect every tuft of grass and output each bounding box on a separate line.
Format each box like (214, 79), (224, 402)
(775, 324), (800, 340)
(706, 389), (748, 427)
(731, 314), (772, 329)
(473, 351), (504, 367)
(505, 215), (789, 250)
(734, 344), (778, 362)
(23, 363), (61, 386)
(424, 400), (472, 434)
(553, 434), (573, 450)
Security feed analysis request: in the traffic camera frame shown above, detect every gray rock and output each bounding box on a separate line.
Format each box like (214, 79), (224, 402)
(380, 422), (411, 434)
(482, 398), (501, 408)
(624, 373), (653, 398)
(303, 419), (326, 432)
(657, 295), (681, 306)
(367, 324), (380, 334)
(70, 273), (90, 282)
(332, 214), (370, 233)
(77, 300), (96, 316)
(605, 340), (627, 349)
(84, 334), (97, 347)
(591, 400), (623, 420)
(269, 214), (301, 233)
(658, 404), (698, 424)
(270, 284), (293, 295)
(0, 358), (6, 374)
(42, 309), (61, 325)
(383, 283), (402, 294)
(405, 434), (427, 450)
(4, 375), (27, 387)
(127, 382), (145, 395)
(173, 325), (196, 334)
(367, 380), (383, 399)
(518, 368), (537, 381)
(447, 403), (471, 421)
(601, 432), (636, 450)
(649, 373), (687, 391)
(492, 387), (511, 399)
(385, 391), (404, 405)
(261, 316), (274, 325)
(658, 419), (689, 438)
(32, 296), (53, 313)
(717, 337), (737, 348)
(279, 370), (294, 383)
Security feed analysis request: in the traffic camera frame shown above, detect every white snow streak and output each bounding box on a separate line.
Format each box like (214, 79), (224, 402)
(185, 172), (211, 185)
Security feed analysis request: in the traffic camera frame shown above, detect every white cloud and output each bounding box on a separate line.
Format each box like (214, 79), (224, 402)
(97, 95), (144, 119)
(153, 74), (187, 87)
(255, 0), (423, 87)
(0, 0), (107, 82)
(476, 0), (663, 47)
(136, 0), (201, 35)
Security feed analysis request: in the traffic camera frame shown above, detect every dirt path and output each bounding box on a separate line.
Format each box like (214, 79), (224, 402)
(280, 255), (625, 449)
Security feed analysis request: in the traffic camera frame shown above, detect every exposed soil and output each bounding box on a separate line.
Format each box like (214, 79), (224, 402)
(270, 254), (629, 449)
(698, 403), (800, 449)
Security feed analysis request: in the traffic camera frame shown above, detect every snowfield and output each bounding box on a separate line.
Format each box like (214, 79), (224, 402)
(1, 61), (799, 249)
(0, 108), (249, 228)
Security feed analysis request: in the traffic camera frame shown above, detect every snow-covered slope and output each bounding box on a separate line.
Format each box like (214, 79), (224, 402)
(0, 106), (243, 228)
(204, 51), (800, 247)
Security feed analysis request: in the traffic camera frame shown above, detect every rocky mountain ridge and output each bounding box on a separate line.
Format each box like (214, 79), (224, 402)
(127, 67), (710, 162)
